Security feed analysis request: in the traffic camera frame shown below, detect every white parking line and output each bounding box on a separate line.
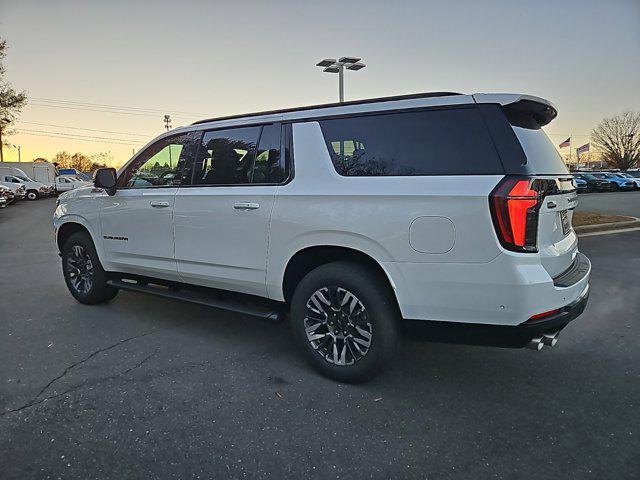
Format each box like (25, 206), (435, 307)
(579, 227), (640, 237)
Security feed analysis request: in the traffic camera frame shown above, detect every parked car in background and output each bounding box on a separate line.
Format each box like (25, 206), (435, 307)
(0, 180), (27, 201)
(0, 185), (16, 205)
(574, 177), (589, 193)
(55, 175), (91, 193)
(54, 91), (591, 382)
(592, 172), (636, 191)
(624, 170), (640, 178)
(62, 174), (91, 184)
(573, 173), (613, 192)
(0, 170), (51, 200)
(614, 172), (640, 189)
(0, 161), (57, 190)
(58, 168), (79, 176)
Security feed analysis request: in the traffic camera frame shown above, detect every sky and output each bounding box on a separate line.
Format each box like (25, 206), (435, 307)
(0, 0), (639, 167)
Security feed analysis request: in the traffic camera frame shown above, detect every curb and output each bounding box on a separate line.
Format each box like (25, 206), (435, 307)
(574, 216), (640, 234)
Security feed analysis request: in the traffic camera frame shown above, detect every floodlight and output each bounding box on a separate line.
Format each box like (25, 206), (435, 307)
(346, 62), (366, 71)
(316, 59), (337, 67)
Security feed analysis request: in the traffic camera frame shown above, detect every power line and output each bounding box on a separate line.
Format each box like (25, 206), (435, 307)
(31, 97), (211, 117)
(15, 129), (146, 146)
(17, 120), (155, 137)
(29, 103), (181, 118)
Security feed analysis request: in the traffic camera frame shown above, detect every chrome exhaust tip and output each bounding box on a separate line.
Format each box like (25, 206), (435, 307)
(542, 332), (559, 347)
(527, 337), (544, 351)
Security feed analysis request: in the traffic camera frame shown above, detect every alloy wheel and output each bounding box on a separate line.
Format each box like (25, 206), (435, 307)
(304, 286), (373, 366)
(66, 245), (94, 294)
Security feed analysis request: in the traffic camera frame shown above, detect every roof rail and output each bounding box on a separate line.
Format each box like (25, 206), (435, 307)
(191, 91), (463, 125)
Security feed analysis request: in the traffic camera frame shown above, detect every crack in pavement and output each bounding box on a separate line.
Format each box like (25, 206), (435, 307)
(0, 327), (170, 417)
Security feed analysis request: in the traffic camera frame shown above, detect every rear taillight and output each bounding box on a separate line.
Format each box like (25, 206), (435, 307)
(489, 177), (542, 253)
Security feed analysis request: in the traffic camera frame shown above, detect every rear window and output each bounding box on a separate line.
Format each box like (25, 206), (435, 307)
(511, 126), (569, 175)
(319, 108), (503, 176)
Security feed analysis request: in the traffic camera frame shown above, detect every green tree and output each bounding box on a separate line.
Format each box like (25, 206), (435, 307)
(0, 37), (28, 158)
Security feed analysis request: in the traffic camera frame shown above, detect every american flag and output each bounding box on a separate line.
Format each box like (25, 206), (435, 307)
(559, 138), (571, 148)
(576, 143), (590, 155)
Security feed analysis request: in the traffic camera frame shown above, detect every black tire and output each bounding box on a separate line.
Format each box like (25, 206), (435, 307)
(62, 232), (119, 305)
(26, 190), (39, 201)
(290, 261), (401, 383)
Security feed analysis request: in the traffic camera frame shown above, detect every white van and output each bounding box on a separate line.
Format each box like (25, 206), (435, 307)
(53, 92), (591, 382)
(0, 167), (52, 200)
(1, 161), (57, 189)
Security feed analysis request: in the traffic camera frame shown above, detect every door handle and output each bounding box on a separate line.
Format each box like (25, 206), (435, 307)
(150, 201), (170, 208)
(233, 202), (260, 210)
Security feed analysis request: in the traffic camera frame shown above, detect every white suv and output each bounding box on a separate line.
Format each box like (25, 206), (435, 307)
(53, 92), (591, 382)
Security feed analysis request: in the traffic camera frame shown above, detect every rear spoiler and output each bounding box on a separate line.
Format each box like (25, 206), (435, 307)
(472, 93), (558, 127)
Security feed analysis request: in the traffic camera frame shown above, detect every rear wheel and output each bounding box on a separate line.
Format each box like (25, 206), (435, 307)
(62, 232), (118, 305)
(290, 261), (400, 383)
(26, 190), (39, 201)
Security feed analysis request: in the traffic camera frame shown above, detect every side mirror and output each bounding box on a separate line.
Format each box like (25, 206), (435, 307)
(94, 168), (117, 196)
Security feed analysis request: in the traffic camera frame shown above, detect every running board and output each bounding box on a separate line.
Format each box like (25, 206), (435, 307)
(107, 278), (283, 321)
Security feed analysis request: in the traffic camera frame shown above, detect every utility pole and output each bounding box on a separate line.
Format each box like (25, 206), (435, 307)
(316, 57), (366, 103)
(164, 114), (172, 131)
(17, 145), (21, 162)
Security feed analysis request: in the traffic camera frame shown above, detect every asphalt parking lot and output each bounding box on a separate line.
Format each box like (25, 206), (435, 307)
(577, 190), (640, 218)
(1, 197), (639, 479)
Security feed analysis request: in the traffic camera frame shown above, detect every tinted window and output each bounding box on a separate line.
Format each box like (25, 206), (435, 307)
(192, 126), (261, 185)
(118, 132), (200, 188)
(511, 126), (569, 175)
(252, 124), (283, 183)
(319, 108), (503, 176)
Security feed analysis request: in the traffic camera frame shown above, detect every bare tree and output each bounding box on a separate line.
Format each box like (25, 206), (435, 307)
(591, 111), (640, 170)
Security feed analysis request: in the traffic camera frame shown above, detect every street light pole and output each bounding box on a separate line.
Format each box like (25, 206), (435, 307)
(316, 57), (366, 103)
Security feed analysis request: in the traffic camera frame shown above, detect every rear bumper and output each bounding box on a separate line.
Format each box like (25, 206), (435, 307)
(404, 284), (590, 348)
(383, 249), (591, 326)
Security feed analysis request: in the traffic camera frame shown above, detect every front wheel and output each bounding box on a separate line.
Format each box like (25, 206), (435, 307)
(290, 261), (401, 383)
(26, 190), (39, 201)
(62, 232), (119, 305)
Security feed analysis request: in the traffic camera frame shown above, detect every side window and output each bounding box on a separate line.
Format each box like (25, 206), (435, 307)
(252, 124), (283, 184)
(318, 108), (503, 176)
(117, 132), (200, 189)
(191, 126), (261, 185)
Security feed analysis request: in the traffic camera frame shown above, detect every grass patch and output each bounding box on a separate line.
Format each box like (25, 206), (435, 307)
(572, 211), (635, 227)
